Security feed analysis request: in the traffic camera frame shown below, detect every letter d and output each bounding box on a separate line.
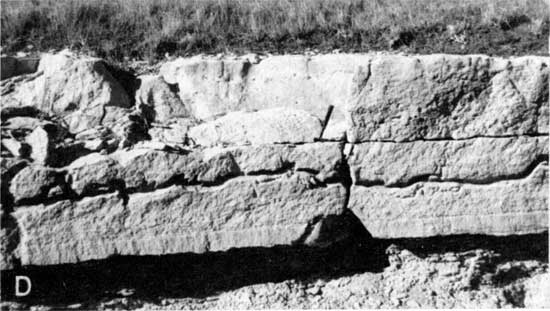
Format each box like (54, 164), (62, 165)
(15, 276), (31, 297)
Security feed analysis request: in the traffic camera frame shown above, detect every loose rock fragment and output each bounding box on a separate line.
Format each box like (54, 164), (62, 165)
(67, 153), (122, 196)
(9, 166), (65, 204)
(26, 126), (54, 165)
(1, 138), (29, 158)
(148, 118), (196, 146)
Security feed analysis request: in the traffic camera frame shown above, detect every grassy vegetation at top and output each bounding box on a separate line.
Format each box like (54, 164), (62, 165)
(1, 0), (548, 62)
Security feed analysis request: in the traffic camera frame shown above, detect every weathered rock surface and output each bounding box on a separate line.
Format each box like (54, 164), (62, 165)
(348, 136), (548, 186)
(67, 153), (123, 196)
(213, 142), (345, 185)
(26, 126), (54, 165)
(348, 55), (549, 142)
(0, 158), (28, 183)
(14, 173), (347, 265)
(66, 141), (343, 197)
(74, 126), (119, 152)
(0, 212), (19, 270)
(2, 117), (48, 133)
(1, 138), (29, 158)
(147, 118), (195, 146)
(135, 75), (191, 123)
(188, 108), (322, 146)
(13, 193), (126, 265)
(524, 272), (550, 308)
(349, 164), (548, 238)
(0, 158), (28, 205)
(1, 51), (131, 133)
(160, 57), (253, 120)
(9, 166), (65, 204)
(160, 55), (367, 140)
(160, 54), (549, 142)
(1, 52), (548, 269)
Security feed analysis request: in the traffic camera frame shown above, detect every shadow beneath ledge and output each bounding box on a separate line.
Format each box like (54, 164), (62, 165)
(382, 230), (548, 262)
(1, 209), (380, 305)
(1, 209), (547, 307)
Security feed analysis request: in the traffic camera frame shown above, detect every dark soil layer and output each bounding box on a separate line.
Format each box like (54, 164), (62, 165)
(1, 0), (548, 63)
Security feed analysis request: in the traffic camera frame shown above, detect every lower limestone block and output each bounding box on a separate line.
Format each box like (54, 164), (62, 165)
(349, 164), (548, 238)
(13, 193), (126, 266)
(348, 137), (548, 186)
(13, 173), (347, 266)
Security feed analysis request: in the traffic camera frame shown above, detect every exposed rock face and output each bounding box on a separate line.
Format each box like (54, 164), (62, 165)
(524, 272), (550, 308)
(160, 54), (549, 141)
(0, 158), (28, 207)
(11, 141), (346, 265)
(160, 55), (371, 140)
(1, 51), (131, 133)
(9, 166), (65, 204)
(13, 193), (126, 265)
(1, 52), (548, 267)
(188, 108), (322, 146)
(347, 55), (549, 142)
(0, 212), (19, 270)
(1, 138), (29, 158)
(349, 164), (548, 238)
(135, 75), (191, 123)
(26, 126), (54, 165)
(14, 174), (347, 265)
(348, 137), (548, 186)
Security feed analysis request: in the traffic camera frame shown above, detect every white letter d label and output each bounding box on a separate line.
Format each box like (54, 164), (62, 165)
(15, 275), (31, 297)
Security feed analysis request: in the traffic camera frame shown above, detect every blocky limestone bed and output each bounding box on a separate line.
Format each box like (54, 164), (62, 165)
(1, 51), (548, 267)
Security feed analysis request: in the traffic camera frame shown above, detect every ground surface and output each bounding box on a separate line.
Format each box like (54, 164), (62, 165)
(1, 232), (548, 309)
(1, 0), (548, 63)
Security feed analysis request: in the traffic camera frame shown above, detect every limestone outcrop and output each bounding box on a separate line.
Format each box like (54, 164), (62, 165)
(1, 51), (132, 133)
(14, 174), (346, 265)
(160, 54), (548, 141)
(188, 108), (323, 146)
(347, 55), (548, 142)
(0, 51), (548, 268)
(347, 137), (548, 186)
(349, 164), (548, 238)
